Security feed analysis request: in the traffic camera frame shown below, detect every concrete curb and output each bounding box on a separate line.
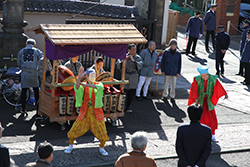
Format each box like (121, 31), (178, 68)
(67, 146), (250, 167)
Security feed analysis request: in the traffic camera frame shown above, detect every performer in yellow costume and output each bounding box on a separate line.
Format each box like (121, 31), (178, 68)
(64, 67), (109, 156)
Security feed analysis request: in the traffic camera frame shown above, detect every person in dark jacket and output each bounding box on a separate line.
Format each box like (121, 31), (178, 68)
(0, 123), (10, 167)
(117, 44), (143, 113)
(204, 4), (217, 53)
(161, 39), (182, 102)
(240, 29), (250, 86)
(186, 10), (203, 55)
(176, 105), (211, 167)
(215, 25), (230, 76)
(236, 19), (250, 76)
(25, 142), (54, 167)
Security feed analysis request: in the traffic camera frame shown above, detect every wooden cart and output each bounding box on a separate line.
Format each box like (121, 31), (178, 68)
(28, 24), (147, 124)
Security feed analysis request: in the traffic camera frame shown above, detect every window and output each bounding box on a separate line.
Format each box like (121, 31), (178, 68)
(171, 0), (214, 13)
(125, 0), (134, 6)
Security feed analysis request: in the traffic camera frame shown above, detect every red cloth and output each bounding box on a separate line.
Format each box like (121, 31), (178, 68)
(46, 88), (75, 97)
(188, 78), (227, 135)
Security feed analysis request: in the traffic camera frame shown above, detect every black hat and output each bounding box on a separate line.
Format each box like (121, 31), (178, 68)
(211, 4), (218, 7)
(247, 29), (250, 34)
(194, 10), (201, 15)
(218, 25), (225, 30)
(244, 19), (250, 25)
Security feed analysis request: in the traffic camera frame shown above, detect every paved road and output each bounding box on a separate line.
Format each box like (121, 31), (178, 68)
(1, 27), (250, 167)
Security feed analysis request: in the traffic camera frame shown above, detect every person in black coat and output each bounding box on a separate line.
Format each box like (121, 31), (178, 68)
(215, 25), (230, 76)
(0, 123), (10, 167)
(204, 4), (217, 53)
(176, 105), (211, 167)
(240, 29), (250, 86)
(237, 19), (250, 76)
(185, 10), (203, 55)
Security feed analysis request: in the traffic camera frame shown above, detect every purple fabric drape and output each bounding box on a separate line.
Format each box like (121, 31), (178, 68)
(45, 39), (127, 60)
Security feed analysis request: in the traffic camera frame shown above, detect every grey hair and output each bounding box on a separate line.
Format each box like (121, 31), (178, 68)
(148, 41), (155, 46)
(26, 38), (36, 45)
(131, 131), (148, 150)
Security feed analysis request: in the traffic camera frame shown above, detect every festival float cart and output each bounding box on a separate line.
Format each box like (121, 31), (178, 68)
(27, 24), (147, 124)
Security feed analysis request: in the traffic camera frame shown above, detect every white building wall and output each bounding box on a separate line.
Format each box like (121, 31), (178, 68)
(0, 12), (107, 52)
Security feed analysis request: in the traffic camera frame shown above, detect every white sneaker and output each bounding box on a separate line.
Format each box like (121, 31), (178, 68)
(212, 135), (218, 142)
(64, 145), (73, 154)
(99, 147), (108, 156)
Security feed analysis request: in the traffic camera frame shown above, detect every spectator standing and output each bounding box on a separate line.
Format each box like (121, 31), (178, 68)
(0, 123), (10, 167)
(240, 29), (250, 86)
(176, 105), (211, 167)
(117, 44), (143, 113)
(237, 19), (250, 76)
(25, 142), (53, 167)
(185, 10), (203, 56)
(204, 4), (217, 53)
(64, 56), (83, 79)
(161, 39), (182, 103)
(17, 39), (44, 119)
(215, 25), (230, 76)
(136, 41), (157, 101)
(115, 131), (157, 167)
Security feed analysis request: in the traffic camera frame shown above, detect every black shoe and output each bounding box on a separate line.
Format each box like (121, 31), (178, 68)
(60, 123), (66, 131)
(235, 73), (243, 76)
(206, 49), (210, 53)
(143, 96), (151, 100)
(241, 81), (246, 85)
(126, 109), (133, 113)
(186, 52), (190, 55)
(191, 52), (196, 56)
(161, 97), (168, 101)
(221, 74), (225, 77)
(170, 98), (175, 103)
(136, 96), (142, 101)
(242, 82), (250, 85)
(35, 115), (43, 120)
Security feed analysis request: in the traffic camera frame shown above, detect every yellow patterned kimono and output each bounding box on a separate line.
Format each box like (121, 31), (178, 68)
(67, 82), (109, 147)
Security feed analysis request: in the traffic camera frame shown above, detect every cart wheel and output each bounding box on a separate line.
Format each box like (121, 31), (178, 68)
(60, 123), (66, 131)
(111, 119), (117, 127)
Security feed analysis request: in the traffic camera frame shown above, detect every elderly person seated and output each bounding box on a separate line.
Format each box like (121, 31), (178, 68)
(0, 123), (10, 167)
(115, 131), (157, 167)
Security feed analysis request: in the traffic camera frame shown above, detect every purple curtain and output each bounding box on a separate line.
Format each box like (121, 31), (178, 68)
(45, 39), (127, 60)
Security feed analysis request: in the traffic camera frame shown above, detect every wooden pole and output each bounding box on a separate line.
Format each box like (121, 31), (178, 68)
(121, 59), (126, 91)
(41, 38), (47, 93)
(156, 74), (159, 91)
(51, 80), (129, 87)
(110, 58), (115, 77)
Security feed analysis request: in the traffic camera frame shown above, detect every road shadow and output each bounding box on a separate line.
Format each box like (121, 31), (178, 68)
(187, 54), (208, 65)
(244, 85), (250, 92)
(208, 52), (216, 60)
(10, 142), (125, 167)
(154, 99), (186, 123)
(218, 76), (236, 84)
(120, 99), (169, 141)
(207, 143), (238, 167)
